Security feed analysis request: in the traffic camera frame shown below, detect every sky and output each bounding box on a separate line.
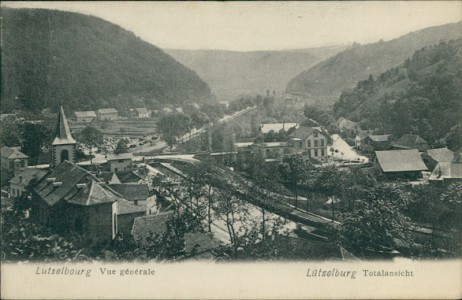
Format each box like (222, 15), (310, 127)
(2, 1), (462, 51)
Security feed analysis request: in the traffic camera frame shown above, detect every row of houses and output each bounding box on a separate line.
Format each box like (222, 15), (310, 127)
(75, 105), (198, 122)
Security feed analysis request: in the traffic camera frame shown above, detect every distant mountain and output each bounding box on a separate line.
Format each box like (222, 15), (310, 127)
(1, 8), (213, 113)
(165, 45), (347, 101)
(287, 22), (462, 106)
(333, 38), (462, 145)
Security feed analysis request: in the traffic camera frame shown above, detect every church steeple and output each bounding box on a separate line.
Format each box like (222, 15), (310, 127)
(51, 105), (77, 167)
(52, 105), (76, 145)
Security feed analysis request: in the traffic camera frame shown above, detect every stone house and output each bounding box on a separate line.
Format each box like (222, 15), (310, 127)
(9, 169), (46, 198)
(135, 108), (150, 118)
(105, 153), (134, 172)
(74, 111), (96, 123)
(1, 146), (28, 177)
(288, 127), (329, 163)
(96, 108), (119, 121)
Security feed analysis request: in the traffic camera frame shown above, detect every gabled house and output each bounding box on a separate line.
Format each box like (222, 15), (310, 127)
(97, 171), (142, 184)
(9, 169), (46, 198)
(428, 162), (462, 186)
(1, 146), (28, 177)
(74, 111), (96, 123)
(288, 127), (329, 163)
(96, 108), (119, 121)
(135, 108), (150, 118)
(105, 153), (133, 172)
(391, 134), (429, 152)
(354, 130), (375, 149)
(337, 117), (360, 136)
(373, 149), (428, 180)
(109, 183), (152, 206)
(360, 134), (392, 151)
(426, 148), (454, 164)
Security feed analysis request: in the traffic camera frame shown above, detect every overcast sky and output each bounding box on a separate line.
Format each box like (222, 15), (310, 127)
(3, 1), (462, 51)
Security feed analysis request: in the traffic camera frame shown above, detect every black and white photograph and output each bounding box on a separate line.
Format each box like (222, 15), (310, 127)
(1, 1), (461, 299)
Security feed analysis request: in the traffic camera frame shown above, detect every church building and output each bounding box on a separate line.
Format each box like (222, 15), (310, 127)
(51, 106), (77, 167)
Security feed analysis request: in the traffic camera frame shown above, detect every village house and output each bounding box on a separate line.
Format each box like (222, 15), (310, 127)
(51, 106), (77, 168)
(428, 151), (462, 186)
(373, 149), (428, 180)
(252, 142), (288, 160)
(428, 162), (462, 186)
(391, 134), (429, 152)
(361, 134), (392, 151)
(260, 123), (299, 134)
(288, 127), (329, 163)
(9, 169), (46, 198)
(1, 146), (28, 178)
(105, 153), (134, 172)
(32, 161), (145, 242)
(135, 108), (150, 118)
(337, 117), (360, 136)
(96, 108), (119, 121)
(354, 129), (375, 149)
(74, 111), (96, 123)
(97, 171), (142, 184)
(426, 147), (454, 164)
(109, 183), (152, 206)
(116, 198), (147, 235)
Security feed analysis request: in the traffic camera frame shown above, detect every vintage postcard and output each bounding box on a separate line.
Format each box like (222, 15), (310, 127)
(1, 1), (461, 299)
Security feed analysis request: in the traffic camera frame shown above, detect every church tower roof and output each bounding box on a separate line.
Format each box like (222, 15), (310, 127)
(52, 106), (76, 145)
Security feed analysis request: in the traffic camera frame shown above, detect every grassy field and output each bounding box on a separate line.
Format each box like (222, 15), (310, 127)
(69, 118), (159, 138)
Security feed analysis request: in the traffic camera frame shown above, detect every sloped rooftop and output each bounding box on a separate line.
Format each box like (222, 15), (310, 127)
(375, 149), (428, 172)
(9, 169), (46, 186)
(392, 134), (429, 151)
(35, 161), (118, 207)
(427, 147), (454, 163)
(1, 146), (28, 159)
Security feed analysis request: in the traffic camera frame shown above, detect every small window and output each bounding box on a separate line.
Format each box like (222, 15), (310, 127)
(307, 141), (311, 148)
(321, 140), (325, 147)
(321, 149), (325, 156)
(315, 149), (318, 156)
(314, 132), (319, 138)
(314, 140), (318, 147)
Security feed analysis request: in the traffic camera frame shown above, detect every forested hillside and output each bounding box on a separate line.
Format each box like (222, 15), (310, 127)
(1, 8), (213, 113)
(333, 39), (462, 147)
(166, 46), (347, 100)
(287, 22), (462, 106)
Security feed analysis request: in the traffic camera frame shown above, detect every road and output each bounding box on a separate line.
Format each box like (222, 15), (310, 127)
(328, 134), (369, 163)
